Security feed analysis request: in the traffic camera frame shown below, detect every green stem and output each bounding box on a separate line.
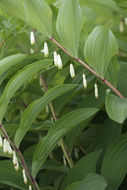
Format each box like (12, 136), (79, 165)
(40, 74), (74, 169)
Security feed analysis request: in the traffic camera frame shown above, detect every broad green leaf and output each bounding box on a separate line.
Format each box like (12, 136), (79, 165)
(0, 0), (25, 20)
(32, 108), (98, 177)
(64, 173), (107, 190)
(117, 61), (127, 97)
(101, 134), (127, 190)
(84, 25), (118, 77)
(93, 119), (121, 154)
(23, 0), (52, 37)
(0, 160), (28, 190)
(61, 150), (102, 190)
(14, 84), (78, 147)
(105, 57), (120, 87)
(119, 1), (127, 7)
(105, 90), (127, 124)
(0, 59), (52, 123)
(80, 0), (120, 18)
(56, 0), (83, 57)
(0, 54), (27, 76)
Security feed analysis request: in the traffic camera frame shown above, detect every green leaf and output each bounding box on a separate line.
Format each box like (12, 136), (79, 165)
(64, 173), (107, 190)
(32, 108), (98, 177)
(101, 134), (127, 190)
(0, 160), (28, 190)
(23, 0), (52, 37)
(56, 0), (83, 57)
(14, 84), (78, 147)
(117, 61), (127, 97)
(84, 25), (118, 77)
(0, 54), (27, 76)
(105, 90), (127, 124)
(105, 57), (120, 87)
(0, 59), (52, 123)
(80, 0), (120, 18)
(0, 0), (25, 20)
(61, 150), (102, 190)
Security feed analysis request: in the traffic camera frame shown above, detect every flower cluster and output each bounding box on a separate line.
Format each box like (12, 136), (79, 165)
(30, 31), (99, 99)
(0, 135), (32, 190)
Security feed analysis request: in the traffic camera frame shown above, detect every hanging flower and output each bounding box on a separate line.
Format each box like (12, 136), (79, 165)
(125, 18), (127, 25)
(6, 140), (12, 155)
(14, 162), (19, 171)
(22, 169), (28, 184)
(57, 54), (63, 69)
(70, 64), (75, 78)
(54, 51), (58, 66)
(3, 139), (8, 153)
(83, 74), (87, 89)
(13, 151), (18, 165)
(41, 42), (49, 57)
(29, 185), (32, 190)
(0, 135), (3, 148)
(30, 31), (35, 45)
(94, 83), (99, 99)
(119, 21), (124, 33)
(12, 151), (19, 171)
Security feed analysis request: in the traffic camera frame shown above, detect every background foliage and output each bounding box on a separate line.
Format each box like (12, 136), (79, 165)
(0, 0), (127, 189)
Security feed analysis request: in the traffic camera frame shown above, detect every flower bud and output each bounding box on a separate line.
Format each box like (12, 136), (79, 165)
(14, 162), (19, 171)
(70, 64), (75, 78)
(83, 74), (87, 89)
(30, 48), (34, 54)
(119, 21), (124, 33)
(29, 185), (32, 190)
(13, 151), (18, 166)
(22, 169), (28, 184)
(30, 31), (35, 45)
(43, 42), (49, 57)
(94, 83), (99, 99)
(125, 18), (127, 25)
(0, 135), (3, 148)
(57, 54), (63, 69)
(54, 51), (58, 66)
(6, 141), (12, 155)
(3, 139), (8, 153)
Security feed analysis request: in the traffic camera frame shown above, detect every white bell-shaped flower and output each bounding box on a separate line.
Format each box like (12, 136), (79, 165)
(83, 74), (87, 89)
(0, 135), (3, 148)
(29, 185), (32, 190)
(13, 151), (18, 165)
(119, 21), (124, 33)
(125, 18), (127, 25)
(54, 51), (58, 66)
(22, 169), (28, 184)
(30, 31), (35, 45)
(3, 139), (8, 153)
(30, 48), (34, 54)
(14, 162), (19, 171)
(94, 83), (99, 99)
(6, 141), (12, 155)
(43, 42), (49, 57)
(70, 64), (75, 78)
(57, 54), (63, 69)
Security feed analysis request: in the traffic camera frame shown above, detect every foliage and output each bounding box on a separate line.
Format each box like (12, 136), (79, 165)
(0, 0), (127, 190)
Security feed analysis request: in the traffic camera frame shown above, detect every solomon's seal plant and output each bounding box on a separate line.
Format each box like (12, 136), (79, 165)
(0, 0), (127, 190)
